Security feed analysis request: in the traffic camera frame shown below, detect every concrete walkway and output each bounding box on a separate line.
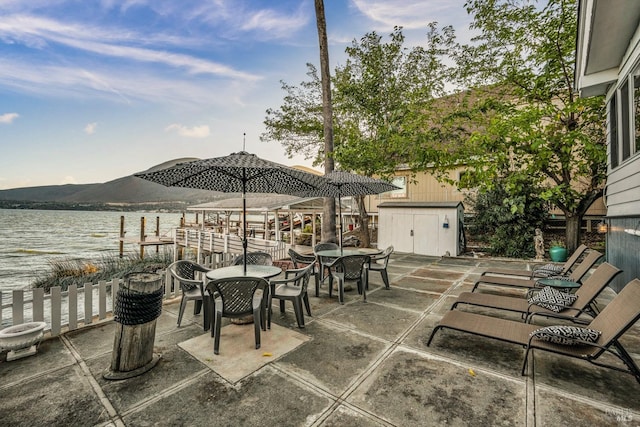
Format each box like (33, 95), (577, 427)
(1, 254), (639, 426)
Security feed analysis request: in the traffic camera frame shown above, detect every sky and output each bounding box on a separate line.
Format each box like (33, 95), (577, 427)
(0, 0), (471, 190)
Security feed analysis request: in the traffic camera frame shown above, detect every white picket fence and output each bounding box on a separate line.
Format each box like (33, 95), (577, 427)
(0, 270), (179, 336)
(1, 234), (289, 337)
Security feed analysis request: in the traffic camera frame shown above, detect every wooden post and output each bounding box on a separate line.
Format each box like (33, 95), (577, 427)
(155, 216), (160, 253)
(140, 217), (146, 259)
(104, 273), (162, 380)
(119, 215), (125, 258)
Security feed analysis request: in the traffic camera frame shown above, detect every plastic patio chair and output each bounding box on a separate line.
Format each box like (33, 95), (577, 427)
(326, 254), (370, 304)
(168, 260), (212, 330)
(268, 263), (314, 328)
(233, 251), (273, 266)
(205, 276), (268, 355)
(288, 248), (320, 296)
(314, 242), (339, 283)
(368, 245), (393, 289)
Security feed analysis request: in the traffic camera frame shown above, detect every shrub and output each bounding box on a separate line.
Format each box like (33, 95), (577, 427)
(467, 180), (546, 258)
(33, 249), (174, 292)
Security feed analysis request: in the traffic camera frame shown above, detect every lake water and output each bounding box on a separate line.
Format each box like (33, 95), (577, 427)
(0, 209), (185, 292)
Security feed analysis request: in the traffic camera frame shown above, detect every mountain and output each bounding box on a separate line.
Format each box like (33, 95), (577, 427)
(0, 158), (219, 205)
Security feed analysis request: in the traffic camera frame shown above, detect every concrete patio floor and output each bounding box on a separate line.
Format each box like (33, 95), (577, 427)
(1, 253), (639, 426)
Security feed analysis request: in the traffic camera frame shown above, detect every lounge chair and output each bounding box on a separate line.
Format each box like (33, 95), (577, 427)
(471, 249), (603, 293)
(480, 244), (588, 279)
(427, 278), (640, 383)
(452, 262), (621, 319)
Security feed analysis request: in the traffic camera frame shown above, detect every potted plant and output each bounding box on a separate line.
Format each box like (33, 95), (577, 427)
(548, 240), (568, 262)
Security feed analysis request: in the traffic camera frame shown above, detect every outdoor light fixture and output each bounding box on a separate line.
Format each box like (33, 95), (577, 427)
(443, 215), (450, 229)
(597, 219), (608, 234)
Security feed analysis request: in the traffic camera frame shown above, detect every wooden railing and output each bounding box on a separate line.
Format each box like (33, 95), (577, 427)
(174, 228), (287, 264)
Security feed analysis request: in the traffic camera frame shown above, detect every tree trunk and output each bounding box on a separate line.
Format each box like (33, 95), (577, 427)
(565, 213), (581, 254)
(355, 196), (371, 248)
(315, 0), (337, 244)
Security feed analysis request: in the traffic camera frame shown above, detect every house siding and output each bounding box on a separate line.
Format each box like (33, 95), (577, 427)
(605, 155), (640, 216)
(606, 217), (640, 292)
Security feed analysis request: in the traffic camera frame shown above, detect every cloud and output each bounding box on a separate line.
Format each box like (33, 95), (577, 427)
(188, 1), (310, 40)
(0, 60), (256, 106)
(0, 112), (19, 124)
(60, 175), (77, 185)
(84, 122), (97, 134)
(0, 14), (261, 81)
(351, 0), (463, 29)
(165, 123), (210, 138)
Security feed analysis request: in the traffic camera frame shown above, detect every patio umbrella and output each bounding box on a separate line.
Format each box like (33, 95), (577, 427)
(134, 151), (327, 273)
(298, 170), (400, 248)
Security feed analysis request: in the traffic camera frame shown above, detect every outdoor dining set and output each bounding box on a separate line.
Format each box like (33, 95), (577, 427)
(168, 243), (394, 355)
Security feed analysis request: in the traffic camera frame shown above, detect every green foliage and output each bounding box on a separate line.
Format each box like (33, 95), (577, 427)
(261, 25), (454, 177)
(423, 0), (606, 252)
(469, 179), (547, 258)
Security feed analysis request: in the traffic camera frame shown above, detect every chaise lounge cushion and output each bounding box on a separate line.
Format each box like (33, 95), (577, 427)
(528, 286), (577, 312)
(530, 325), (600, 346)
(533, 263), (564, 277)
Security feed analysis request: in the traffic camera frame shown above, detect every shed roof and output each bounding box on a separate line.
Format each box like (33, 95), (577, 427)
(378, 201), (464, 209)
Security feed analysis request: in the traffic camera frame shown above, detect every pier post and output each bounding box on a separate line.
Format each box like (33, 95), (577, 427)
(140, 217), (146, 259)
(155, 216), (160, 253)
(119, 216), (125, 258)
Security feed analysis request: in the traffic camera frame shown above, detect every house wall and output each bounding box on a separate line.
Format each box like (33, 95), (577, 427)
(606, 217), (640, 292)
(364, 168), (606, 217)
(600, 22), (640, 290)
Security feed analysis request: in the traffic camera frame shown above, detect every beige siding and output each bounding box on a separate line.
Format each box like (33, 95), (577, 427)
(365, 168), (605, 217)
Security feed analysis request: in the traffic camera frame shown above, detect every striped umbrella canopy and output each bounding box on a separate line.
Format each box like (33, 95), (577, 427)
(297, 170), (400, 248)
(135, 151), (327, 272)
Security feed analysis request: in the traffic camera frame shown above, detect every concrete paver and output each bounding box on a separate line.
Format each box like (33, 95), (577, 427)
(1, 253), (639, 426)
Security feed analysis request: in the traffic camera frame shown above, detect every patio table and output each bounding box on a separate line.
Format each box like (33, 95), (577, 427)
(537, 277), (581, 292)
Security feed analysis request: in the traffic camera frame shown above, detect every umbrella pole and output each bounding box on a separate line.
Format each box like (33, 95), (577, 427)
(242, 174), (248, 275)
(338, 195), (343, 251)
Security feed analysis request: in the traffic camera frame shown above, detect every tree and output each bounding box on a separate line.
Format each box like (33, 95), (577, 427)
(263, 25), (453, 246)
(422, 0), (607, 253)
(314, 0), (337, 244)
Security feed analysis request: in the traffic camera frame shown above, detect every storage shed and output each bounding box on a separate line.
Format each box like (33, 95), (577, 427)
(377, 202), (465, 256)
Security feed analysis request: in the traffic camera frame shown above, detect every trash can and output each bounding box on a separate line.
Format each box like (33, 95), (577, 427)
(104, 272), (163, 380)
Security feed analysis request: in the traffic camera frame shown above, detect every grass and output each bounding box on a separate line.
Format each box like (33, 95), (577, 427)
(33, 249), (174, 292)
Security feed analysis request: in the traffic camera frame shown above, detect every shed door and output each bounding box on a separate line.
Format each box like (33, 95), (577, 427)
(413, 214), (439, 255)
(391, 213), (414, 253)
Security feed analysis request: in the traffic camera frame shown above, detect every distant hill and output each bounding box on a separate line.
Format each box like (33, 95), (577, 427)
(0, 158), (221, 205)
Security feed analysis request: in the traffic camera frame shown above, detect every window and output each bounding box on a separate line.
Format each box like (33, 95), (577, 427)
(635, 75), (640, 154)
(609, 93), (619, 169)
(621, 80), (631, 161)
(388, 176), (407, 198)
